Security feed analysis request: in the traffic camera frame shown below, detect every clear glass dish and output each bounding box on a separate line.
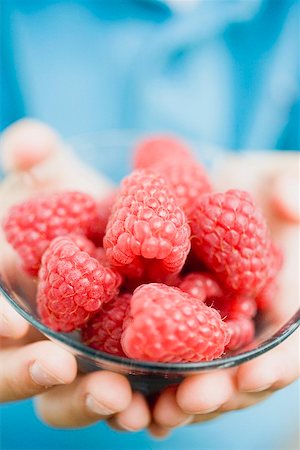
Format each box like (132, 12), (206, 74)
(1, 131), (299, 395)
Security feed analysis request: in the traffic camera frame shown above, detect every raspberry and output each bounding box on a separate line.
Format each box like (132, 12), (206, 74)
(179, 272), (223, 302)
(121, 283), (229, 362)
(152, 160), (212, 215)
(68, 234), (96, 256)
(133, 135), (193, 170)
(255, 280), (279, 311)
(190, 189), (272, 294)
(37, 236), (122, 332)
(225, 317), (255, 351)
(3, 191), (101, 275)
(88, 191), (117, 246)
(255, 242), (283, 310)
(211, 294), (257, 320)
(104, 170), (191, 281)
(82, 294), (131, 357)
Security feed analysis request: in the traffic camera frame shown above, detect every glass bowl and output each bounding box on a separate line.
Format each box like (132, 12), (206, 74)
(1, 131), (299, 396)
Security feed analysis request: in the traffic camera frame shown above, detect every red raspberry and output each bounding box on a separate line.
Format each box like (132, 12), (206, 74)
(88, 191), (117, 246)
(179, 272), (223, 302)
(37, 236), (122, 332)
(104, 170), (191, 281)
(255, 280), (279, 311)
(3, 191), (101, 275)
(133, 135), (193, 170)
(211, 294), (257, 320)
(68, 234), (96, 256)
(82, 294), (131, 357)
(152, 160), (212, 216)
(190, 189), (272, 295)
(255, 242), (283, 310)
(225, 317), (255, 351)
(121, 283), (229, 363)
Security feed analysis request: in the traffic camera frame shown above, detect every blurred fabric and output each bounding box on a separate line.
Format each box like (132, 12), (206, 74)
(1, 0), (299, 149)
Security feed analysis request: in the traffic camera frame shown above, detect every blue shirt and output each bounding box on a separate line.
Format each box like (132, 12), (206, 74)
(1, 0), (299, 150)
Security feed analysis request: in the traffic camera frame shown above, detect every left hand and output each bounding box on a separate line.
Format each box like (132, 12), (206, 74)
(149, 151), (300, 438)
(0, 120), (151, 432)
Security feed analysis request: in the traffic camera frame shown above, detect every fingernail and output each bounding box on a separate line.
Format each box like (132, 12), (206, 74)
(86, 394), (115, 416)
(176, 415), (194, 427)
(192, 405), (221, 415)
(241, 383), (273, 393)
(117, 422), (139, 432)
(30, 361), (64, 387)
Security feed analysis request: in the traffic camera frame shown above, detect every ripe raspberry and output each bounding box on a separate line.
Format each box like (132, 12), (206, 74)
(68, 234), (96, 256)
(82, 294), (131, 357)
(121, 283), (229, 363)
(88, 191), (117, 246)
(225, 317), (255, 351)
(152, 160), (212, 215)
(255, 280), (279, 311)
(179, 272), (223, 302)
(255, 242), (283, 310)
(3, 191), (101, 275)
(190, 189), (272, 294)
(133, 135), (193, 170)
(104, 170), (191, 281)
(211, 294), (257, 320)
(37, 236), (122, 332)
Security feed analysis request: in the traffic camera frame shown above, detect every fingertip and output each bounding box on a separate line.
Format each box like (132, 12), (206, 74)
(83, 371), (132, 414)
(0, 119), (60, 172)
(28, 340), (78, 385)
(114, 392), (151, 432)
(237, 352), (281, 393)
(270, 173), (300, 224)
(153, 387), (192, 428)
(147, 423), (171, 439)
(176, 372), (234, 414)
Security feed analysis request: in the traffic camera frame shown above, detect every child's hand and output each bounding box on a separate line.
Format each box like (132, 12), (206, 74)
(0, 120), (151, 431)
(150, 152), (300, 437)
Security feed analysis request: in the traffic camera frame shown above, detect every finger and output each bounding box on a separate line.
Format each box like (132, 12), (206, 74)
(108, 392), (151, 432)
(0, 294), (29, 339)
(270, 173), (300, 224)
(220, 390), (273, 412)
(0, 119), (60, 173)
(176, 371), (235, 414)
(147, 423), (171, 439)
(0, 340), (77, 402)
(237, 334), (300, 394)
(35, 371), (132, 428)
(153, 387), (194, 428)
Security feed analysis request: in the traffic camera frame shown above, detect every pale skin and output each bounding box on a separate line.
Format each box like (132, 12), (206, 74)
(0, 120), (299, 438)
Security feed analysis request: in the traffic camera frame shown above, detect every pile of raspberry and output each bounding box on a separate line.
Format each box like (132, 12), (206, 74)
(3, 135), (283, 363)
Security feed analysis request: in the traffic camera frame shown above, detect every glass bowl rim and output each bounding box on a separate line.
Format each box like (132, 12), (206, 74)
(1, 131), (299, 373)
(1, 279), (299, 374)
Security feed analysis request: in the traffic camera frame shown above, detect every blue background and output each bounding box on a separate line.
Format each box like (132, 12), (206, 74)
(0, 1), (299, 449)
(1, 381), (299, 450)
